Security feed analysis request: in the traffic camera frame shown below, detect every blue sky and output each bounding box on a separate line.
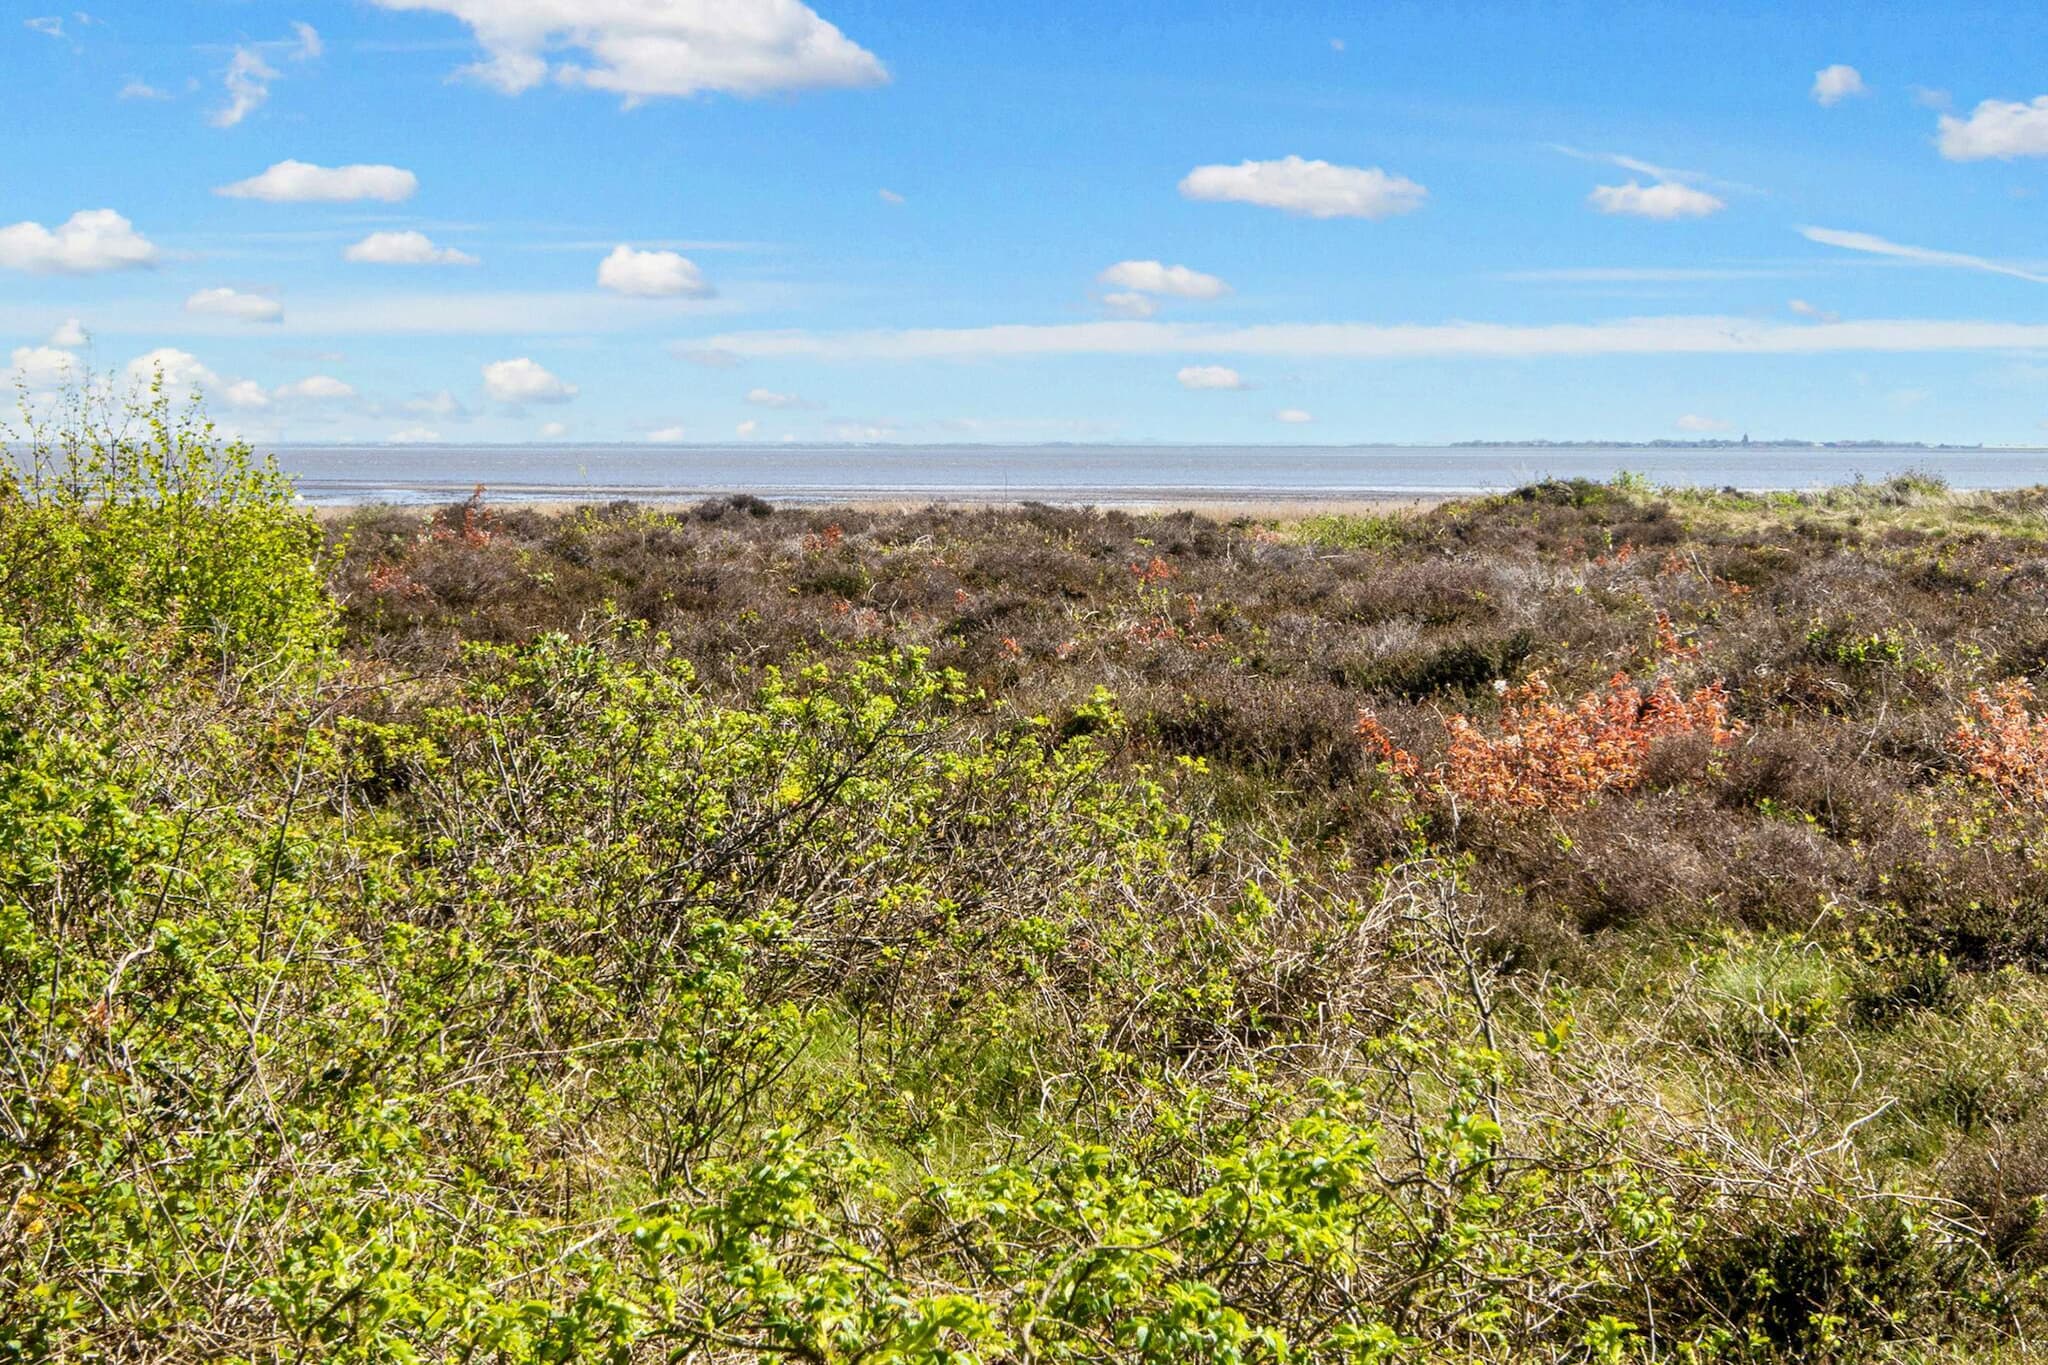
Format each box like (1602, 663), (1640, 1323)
(7, 1), (2048, 445)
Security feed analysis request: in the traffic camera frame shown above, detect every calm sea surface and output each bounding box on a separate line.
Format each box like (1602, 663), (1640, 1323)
(269, 443), (2048, 506)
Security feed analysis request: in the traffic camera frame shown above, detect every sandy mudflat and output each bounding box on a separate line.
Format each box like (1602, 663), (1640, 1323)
(312, 489), (1451, 518)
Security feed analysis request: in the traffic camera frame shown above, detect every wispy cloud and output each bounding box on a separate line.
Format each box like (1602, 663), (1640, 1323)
(211, 24), (321, 129)
(1548, 145), (1762, 196)
(688, 315), (2048, 363)
(1798, 225), (2048, 283)
(1498, 265), (1809, 283)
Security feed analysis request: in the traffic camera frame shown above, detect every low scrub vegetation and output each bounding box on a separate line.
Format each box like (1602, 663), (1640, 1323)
(8, 407), (2048, 1361)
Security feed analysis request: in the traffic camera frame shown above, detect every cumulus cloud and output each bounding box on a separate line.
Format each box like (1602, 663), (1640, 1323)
(10, 345), (78, 390)
(1676, 413), (1731, 432)
(1179, 156), (1427, 219)
(1275, 408), (1313, 424)
(48, 318), (88, 347)
(1799, 224), (2048, 283)
(1101, 292), (1159, 319)
(216, 160), (418, 203)
(403, 390), (468, 420)
(878, 188), (905, 205)
(222, 379), (272, 410)
(1788, 298), (1840, 323)
(0, 209), (158, 273)
(538, 421), (569, 439)
(692, 314), (2048, 363)
(1939, 96), (2048, 160)
(387, 426), (442, 443)
(1588, 181), (1725, 219)
(1098, 260), (1230, 300)
(744, 387), (816, 409)
(643, 425), (688, 441)
(596, 244), (712, 298)
(125, 348), (219, 393)
(25, 16), (64, 38)
(364, 0), (888, 101)
(185, 287), (285, 324)
(483, 356), (577, 404)
(275, 374), (355, 401)
(735, 418), (760, 437)
(290, 22), (323, 59)
(344, 230), (479, 265)
(1812, 64), (1867, 106)
(118, 79), (169, 101)
(1177, 364), (1246, 390)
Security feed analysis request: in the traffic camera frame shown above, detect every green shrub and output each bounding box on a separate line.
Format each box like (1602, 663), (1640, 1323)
(2, 380), (331, 665)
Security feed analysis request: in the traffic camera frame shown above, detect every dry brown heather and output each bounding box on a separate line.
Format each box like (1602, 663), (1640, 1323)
(332, 477), (2048, 966)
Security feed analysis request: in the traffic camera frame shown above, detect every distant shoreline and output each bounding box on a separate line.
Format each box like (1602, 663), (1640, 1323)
(308, 486), (1454, 515)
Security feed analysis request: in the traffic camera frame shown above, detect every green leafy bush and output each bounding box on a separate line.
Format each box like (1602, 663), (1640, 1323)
(2, 381), (331, 665)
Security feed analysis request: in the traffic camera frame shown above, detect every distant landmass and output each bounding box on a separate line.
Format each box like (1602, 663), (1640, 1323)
(1449, 438), (1988, 450)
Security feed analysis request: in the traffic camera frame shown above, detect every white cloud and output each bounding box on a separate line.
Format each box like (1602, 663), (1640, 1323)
(643, 424), (688, 441)
(826, 420), (896, 441)
(118, 79), (169, 101)
(344, 230), (479, 265)
(744, 387), (818, 409)
(25, 16), (63, 38)
(1177, 364), (1246, 390)
(216, 161), (418, 203)
(1180, 155), (1427, 219)
(1676, 413), (1731, 432)
(538, 421), (569, 439)
(1799, 224), (2048, 283)
(1500, 266), (1797, 283)
(483, 356), (577, 404)
(597, 244), (711, 298)
(387, 426), (442, 443)
(1275, 408), (1313, 424)
(1788, 298), (1840, 323)
(1549, 145), (1759, 197)
(185, 286), (284, 324)
(276, 375), (355, 401)
(222, 379), (272, 410)
(211, 22), (323, 126)
(1101, 291), (1159, 319)
(124, 348), (219, 393)
(213, 48), (280, 127)
(1812, 64), (1867, 106)
(693, 314), (2048, 363)
(0, 210), (158, 274)
(10, 345), (78, 390)
(1329, 38), (1344, 52)
(404, 389), (468, 419)
(736, 418), (760, 437)
(1939, 97), (2048, 161)
(878, 188), (905, 205)
(1098, 259), (1230, 300)
(48, 318), (87, 347)
(1588, 181), (1726, 219)
(364, 0), (888, 101)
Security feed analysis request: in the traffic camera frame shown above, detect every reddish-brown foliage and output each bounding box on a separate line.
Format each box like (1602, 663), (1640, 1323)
(1952, 680), (2048, 804)
(1364, 672), (1741, 812)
